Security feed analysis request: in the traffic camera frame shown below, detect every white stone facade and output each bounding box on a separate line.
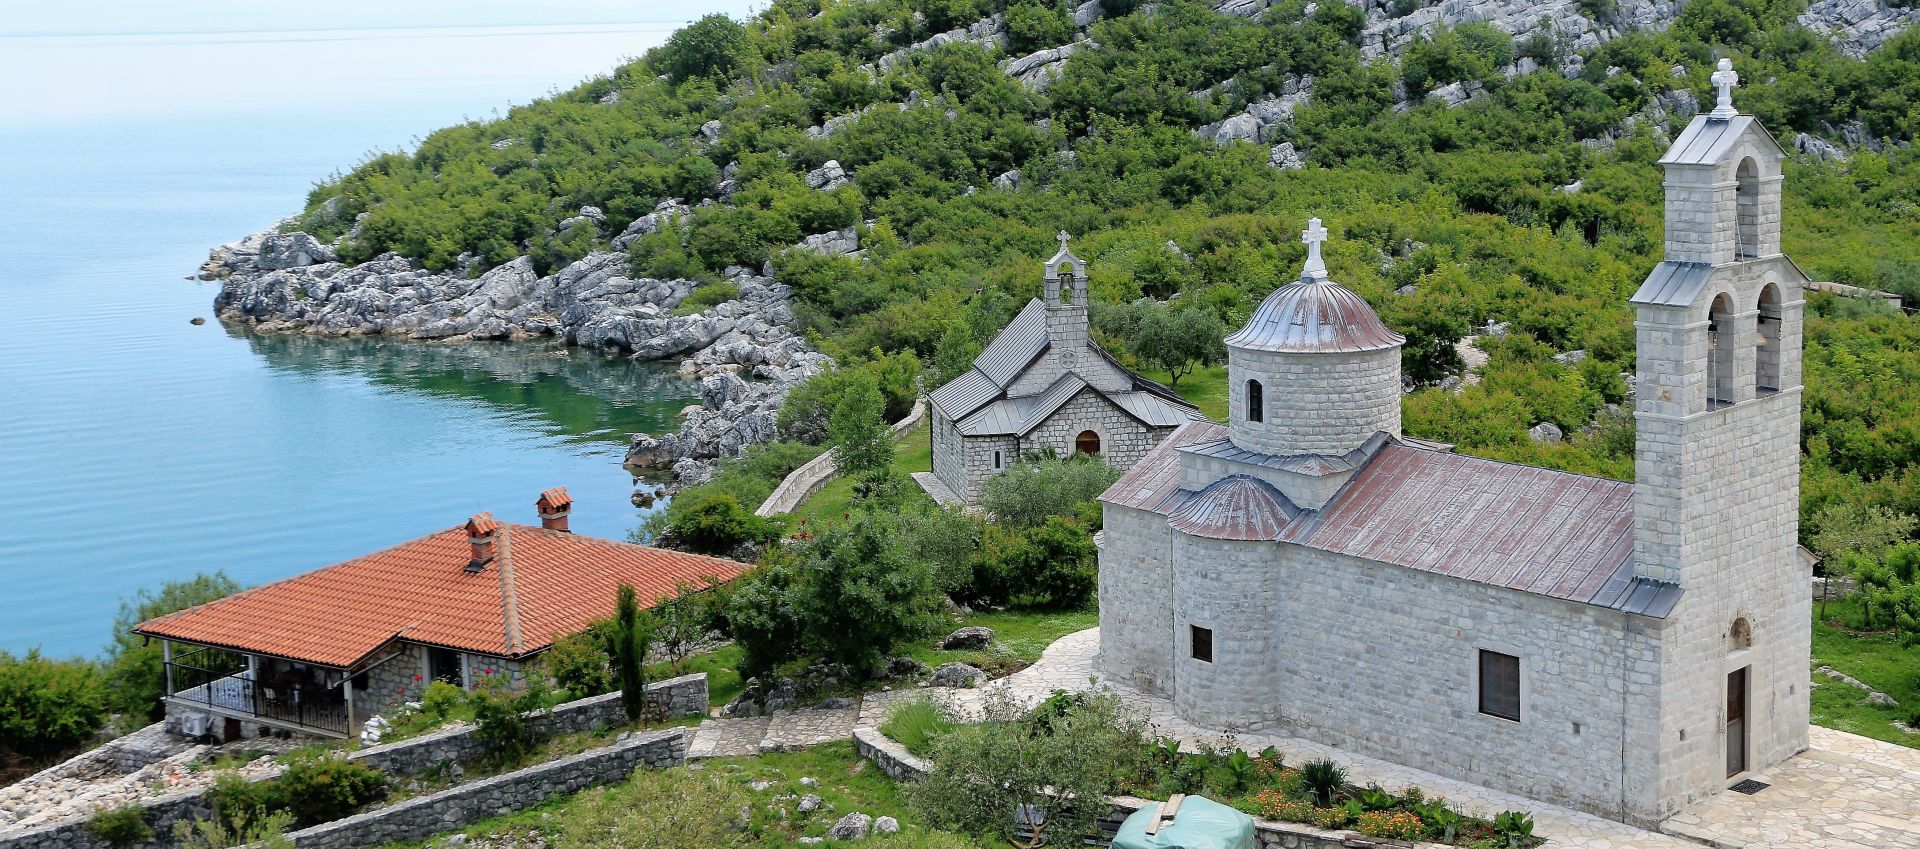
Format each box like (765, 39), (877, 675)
(1097, 103), (1809, 827)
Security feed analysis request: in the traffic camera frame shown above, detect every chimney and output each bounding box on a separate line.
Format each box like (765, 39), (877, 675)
(536, 487), (573, 533)
(465, 513), (500, 571)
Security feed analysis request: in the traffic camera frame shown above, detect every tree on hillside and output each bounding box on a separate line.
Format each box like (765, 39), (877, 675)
(658, 14), (748, 84)
(829, 372), (894, 477)
(978, 453), (1121, 528)
(108, 572), (243, 720)
(612, 585), (658, 724)
(1096, 299), (1226, 387)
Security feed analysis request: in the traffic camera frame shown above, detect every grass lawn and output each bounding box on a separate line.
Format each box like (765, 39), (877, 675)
(903, 609), (1099, 676)
(790, 417), (933, 524)
(1139, 363), (1228, 423)
(1809, 599), (1920, 748)
(649, 644), (748, 708)
(380, 741), (986, 848)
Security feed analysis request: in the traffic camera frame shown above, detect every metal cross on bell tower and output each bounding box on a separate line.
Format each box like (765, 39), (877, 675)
(1710, 58), (1740, 120)
(1300, 217), (1330, 282)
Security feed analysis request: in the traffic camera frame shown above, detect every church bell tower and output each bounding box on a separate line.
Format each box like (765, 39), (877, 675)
(1630, 58), (1810, 816)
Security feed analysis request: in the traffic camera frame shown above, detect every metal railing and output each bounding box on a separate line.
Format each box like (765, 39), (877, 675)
(167, 664), (349, 736)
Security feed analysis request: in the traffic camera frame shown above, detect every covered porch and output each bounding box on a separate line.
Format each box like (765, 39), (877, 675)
(161, 642), (361, 739)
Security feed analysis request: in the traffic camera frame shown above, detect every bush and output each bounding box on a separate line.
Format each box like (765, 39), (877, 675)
(881, 696), (959, 756)
(173, 808), (295, 849)
(543, 627), (615, 699)
(420, 680), (464, 719)
(468, 675), (552, 761)
(912, 690), (1149, 849)
(1299, 758), (1347, 807)
(1006, 0), (1074, 55)
(978, 454), (1120, 529)
(0, 650), (107, 761)
(664, 493), (783, 555)
(972, 517), (1097, 609)
(675, 281), (740, 315)
(89, 804), (153, 848)
(272, 754), (389, 828)
(656, 14), (747, 83)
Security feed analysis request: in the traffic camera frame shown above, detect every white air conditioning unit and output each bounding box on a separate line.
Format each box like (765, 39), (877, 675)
(178, 713), (211, 738)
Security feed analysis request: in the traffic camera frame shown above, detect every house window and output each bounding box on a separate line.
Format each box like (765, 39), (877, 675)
(1190, 626), (1212, 663)
(1075, 430), (1101, 455)
(1246, 379), (1263, 423)
(428, 646), (463, 686)
(1479, 650), (1521, 721)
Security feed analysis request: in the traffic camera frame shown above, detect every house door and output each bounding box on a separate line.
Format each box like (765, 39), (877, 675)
(1726, 667), (1748, 777)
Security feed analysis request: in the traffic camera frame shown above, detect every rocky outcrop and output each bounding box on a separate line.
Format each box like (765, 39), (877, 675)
(1802, 0), (1920, 57)
(1196, 75), (1312, 147)
(1003, 41), (1091, 91)
(211, 232), (830, 487)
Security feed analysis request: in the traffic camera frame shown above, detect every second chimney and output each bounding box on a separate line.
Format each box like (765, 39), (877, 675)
(465, 512), (500, 570)
(536, 487), (573, 533)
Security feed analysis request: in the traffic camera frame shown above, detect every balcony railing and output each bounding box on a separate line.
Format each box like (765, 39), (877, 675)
(167, 671), (349, 736)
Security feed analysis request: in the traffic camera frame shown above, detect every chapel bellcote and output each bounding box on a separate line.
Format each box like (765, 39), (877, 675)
(1659, 59), (1785, 266)
(1045, 231), (1090, 350)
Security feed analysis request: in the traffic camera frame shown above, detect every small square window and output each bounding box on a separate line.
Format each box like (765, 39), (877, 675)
(1190, 625), (1212, 663)
(1479, 650), (1520, 721)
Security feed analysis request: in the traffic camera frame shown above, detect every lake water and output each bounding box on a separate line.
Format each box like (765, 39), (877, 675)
(0, 20), (739, 657)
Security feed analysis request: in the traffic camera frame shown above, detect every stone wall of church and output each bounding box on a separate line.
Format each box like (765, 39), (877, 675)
(1005, 343), (1132, 397)
(955, 434), (1018, 502)
(1152, 538), (1670, 824)
(1024, 391), (1167, 473)
(1227, 346), (1400, 456)
(1095, 505), (1176, 694)
(931, 410), (969, 500)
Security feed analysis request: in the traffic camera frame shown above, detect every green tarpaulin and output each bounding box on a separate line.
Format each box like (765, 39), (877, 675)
(1110, 796), (1256, 849)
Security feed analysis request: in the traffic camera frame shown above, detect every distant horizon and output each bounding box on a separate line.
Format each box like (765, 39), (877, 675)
(4, 1), (767, 38)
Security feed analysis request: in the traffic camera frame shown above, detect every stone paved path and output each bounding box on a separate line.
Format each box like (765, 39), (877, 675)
(688, 707), (858, 759)
(981, 628), (1920, 849)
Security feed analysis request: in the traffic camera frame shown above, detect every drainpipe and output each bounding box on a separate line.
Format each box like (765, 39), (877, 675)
(344, 676), (355, 740)
(163, 641), (173, 698)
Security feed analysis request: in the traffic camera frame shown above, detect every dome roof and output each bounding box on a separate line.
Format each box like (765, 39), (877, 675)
(1168, 475), (1300, 541)
(1224, 279), (1404, 354)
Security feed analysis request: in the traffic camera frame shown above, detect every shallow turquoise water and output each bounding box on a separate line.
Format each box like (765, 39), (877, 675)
(0, 23), (717, 657)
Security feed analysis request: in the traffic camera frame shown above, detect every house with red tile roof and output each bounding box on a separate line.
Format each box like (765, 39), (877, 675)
(135, 487), (748, 739)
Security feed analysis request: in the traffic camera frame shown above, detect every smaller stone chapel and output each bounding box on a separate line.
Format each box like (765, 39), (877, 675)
(1097, 62), (1810, 827)
(925, 234), (1203, 503)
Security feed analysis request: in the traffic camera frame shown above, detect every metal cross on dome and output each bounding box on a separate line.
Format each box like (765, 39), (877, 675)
(1710, 58), (1740, 120)
(1301, 217), (1329, 281)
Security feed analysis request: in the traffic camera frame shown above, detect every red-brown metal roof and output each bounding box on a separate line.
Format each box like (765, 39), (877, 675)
(1099, 420), (1227, 513)
(1287, 443), (1637, 607)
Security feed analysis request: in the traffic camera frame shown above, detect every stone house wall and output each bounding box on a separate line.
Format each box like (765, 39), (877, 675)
(285, 728), (687, 849)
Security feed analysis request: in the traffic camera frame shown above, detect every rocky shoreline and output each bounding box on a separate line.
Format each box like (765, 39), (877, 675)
(204, 225), (832, 492)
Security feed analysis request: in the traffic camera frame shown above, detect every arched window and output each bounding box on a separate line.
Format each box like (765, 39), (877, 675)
(1730, 617), (1752, 651)
(1707, 294), (1736, 408)
(1756, 284), (1782, 393)
(1075, 430), (1101, 456)
(1736, 158), (1761, 260)
(1246, 379), (1264, 423)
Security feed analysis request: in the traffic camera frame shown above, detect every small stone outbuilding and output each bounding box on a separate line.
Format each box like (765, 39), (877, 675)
(925, 234), (1201, 503)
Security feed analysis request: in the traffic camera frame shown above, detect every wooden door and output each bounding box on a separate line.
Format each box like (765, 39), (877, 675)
(1726, 667), (1748, 777)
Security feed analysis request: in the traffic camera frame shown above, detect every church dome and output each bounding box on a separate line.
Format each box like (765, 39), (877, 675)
(1225, 279), (1403, 353)
(1168, 475), (1299, 540)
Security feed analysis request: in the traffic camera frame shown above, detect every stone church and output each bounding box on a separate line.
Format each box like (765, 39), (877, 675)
(1096, 68), (1809, 826)
(926, 234), (1201, 503)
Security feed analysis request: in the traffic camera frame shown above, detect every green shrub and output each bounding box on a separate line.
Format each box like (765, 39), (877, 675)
(173, 808), (294, 849)
(88, 804), (152, 848)
(675, 281), (740, 315)
(0, 650), (107, 761)
(1494, 810), (1537, 848)
(420, 680), (464, 719)
(1005, 0), (1073, 55)
(977, 454), (1120, 529)
(880, 696), (959, 756)
(272, 754), (389, 827)
(468, 676), (552, 761)
(664, 493), (783, 555)
(1300, 758), (1347, 807)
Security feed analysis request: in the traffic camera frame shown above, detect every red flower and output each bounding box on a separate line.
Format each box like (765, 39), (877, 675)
(412, 674), (423, 682)
(484, 668), (495, 675)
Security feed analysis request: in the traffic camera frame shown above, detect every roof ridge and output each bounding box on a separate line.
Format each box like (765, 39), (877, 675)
(497, 526), (523, 656)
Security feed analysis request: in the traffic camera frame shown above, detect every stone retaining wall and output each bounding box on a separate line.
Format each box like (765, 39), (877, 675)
(354, 673), (706, 775)
(755, 399), (924, 516)
(0, 775), (253, 849)
(851, 726), (1440, 849)
(285, 728), (687, 849)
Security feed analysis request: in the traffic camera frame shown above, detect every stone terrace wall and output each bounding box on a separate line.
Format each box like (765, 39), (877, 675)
(755, 399), (925, 516)
(851, 727), (1439, 849)
(287, 728), (687, 849)
(0, 773), (262, 849)
(355, 673), (706, 775)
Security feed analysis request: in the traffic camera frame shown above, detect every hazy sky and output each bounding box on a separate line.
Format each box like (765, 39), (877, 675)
(0, 2), (765, 128)
(5, 2), (767, 36)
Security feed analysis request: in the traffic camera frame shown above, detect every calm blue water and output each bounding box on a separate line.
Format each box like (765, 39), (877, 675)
(0, 21), (740, 658)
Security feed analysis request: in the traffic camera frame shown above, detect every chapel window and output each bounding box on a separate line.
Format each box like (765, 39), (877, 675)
(1190, 625), (1212, 663)
(994, 450), (1002, 469)
(1479, 650), (1520, 722)
(1246, 379), (1264, 423)
(1075, 430), (1101, 455)
(1730, 617), (1753, 651)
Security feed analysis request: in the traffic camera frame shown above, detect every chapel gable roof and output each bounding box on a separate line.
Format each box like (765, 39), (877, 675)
(929, 297), (1200, 428)
(1659, 115), (1784, 167)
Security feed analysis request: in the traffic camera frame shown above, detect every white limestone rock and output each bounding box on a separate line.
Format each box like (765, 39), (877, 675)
(1529, 421), (1565, 443)
(613, 199), (693, 250)
(256, 232), (337, 270)
(806, 160), (850, 191)
(827, 812), (872, 840)
(1269, 142), (1306, 170)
